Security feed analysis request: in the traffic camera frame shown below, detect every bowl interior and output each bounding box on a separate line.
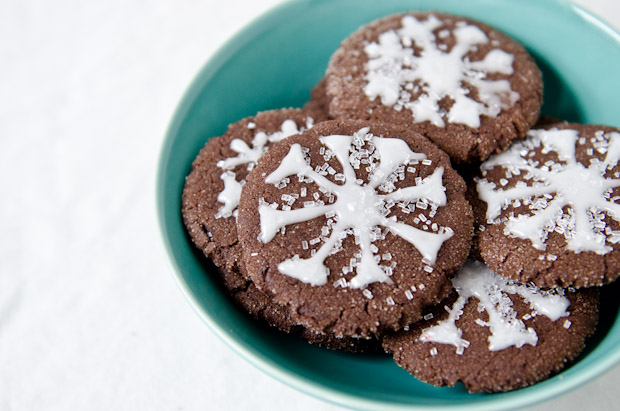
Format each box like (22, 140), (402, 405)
(157, 0), (620, 409)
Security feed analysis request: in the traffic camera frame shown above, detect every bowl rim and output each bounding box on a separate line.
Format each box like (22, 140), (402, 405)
(156, 0), (620, 409)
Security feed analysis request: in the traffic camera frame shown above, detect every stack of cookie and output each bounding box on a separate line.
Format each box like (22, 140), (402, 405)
(181, 12), (619, 392)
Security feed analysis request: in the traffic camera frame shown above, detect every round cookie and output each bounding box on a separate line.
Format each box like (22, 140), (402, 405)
(472, 122), (620, 288)
(383, 260), (599, 393)
(237, 120), (473, 338)
(325, 12), (542, 163)
(216, 264), (382, 353)
(181, 108), (380, 352)
(182, 108), (323, 272)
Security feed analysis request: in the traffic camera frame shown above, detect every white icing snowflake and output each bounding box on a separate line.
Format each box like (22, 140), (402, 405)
(477, 128), (620, 254)
(364, 14), (518, 128)
(258, 127), (455, 289)
(215, 118), (312, 219)
(419, 260), (569, 353)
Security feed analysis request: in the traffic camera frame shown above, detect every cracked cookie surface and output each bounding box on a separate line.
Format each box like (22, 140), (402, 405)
(383, 261), (599, 393)
(181, 108), (383, 350)
(182, 108), (324, 272)
(325, 12), (542, 163)
(470, 122), (620, 288)
(238, 120), (473, 338)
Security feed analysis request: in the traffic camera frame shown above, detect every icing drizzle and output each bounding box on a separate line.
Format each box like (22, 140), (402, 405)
(258, 127), (454, 289)
(477, 128), (620, 254)
(364, 14), (518, 128)
(215, 118), (311, 219)
(419, 260), (570, 353)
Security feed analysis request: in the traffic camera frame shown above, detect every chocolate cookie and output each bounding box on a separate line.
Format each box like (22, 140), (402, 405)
(217, 263), (382, 353)
(237, 120), (473, 338)
(383, 260), (599, 393)
(325, 12), (542, 163)
(303, 76), (331, 119)
(181, 108), (381, 351)
(472, 122), (620, 288)
(182, 108), (323, 272)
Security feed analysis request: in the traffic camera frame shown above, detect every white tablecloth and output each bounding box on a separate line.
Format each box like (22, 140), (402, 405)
(2, 1), (619, 409)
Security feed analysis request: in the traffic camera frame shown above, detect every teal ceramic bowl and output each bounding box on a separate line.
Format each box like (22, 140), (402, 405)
(157, 0), (620, 409)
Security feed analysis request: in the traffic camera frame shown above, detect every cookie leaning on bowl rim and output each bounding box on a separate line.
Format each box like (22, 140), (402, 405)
(181, 108), (383, 351)
(237, 120), (473, 338)
(470, 122), (620, 288)
(325, 11), (542, 163)
(182, 108), (324, 273)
